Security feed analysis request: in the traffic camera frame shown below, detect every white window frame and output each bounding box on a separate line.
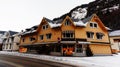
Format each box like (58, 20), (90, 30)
(42, 24), (48, 30)
(90, 22), (98, 28)
(65, 20), (71, 26)
(46, 33), (52, 39)
(86, 32), (94, 39)
(62, 30), (74, 38)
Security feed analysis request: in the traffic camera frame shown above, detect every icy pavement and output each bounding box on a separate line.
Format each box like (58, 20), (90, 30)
(0, 51), (120, 67)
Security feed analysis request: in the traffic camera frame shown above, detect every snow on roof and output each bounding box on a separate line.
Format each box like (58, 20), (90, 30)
(45, 17), (61, 28)
(105, 27), (112, 30)
(74, 20), (86, 27)
(22, 30), (37, 35)
(109, 30), (120, 36)
(48, 23), (61, 28)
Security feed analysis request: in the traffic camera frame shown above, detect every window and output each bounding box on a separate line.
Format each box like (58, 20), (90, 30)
(40, 35), (44, 40)
(29, 37), (35, 41)
(94, 23), (97, 28)
(9, 44), (11, 49)
(42, 24), (48, 30)
(86, 32), (94, 39)
(90, 22), (97, 28)
(29, 37), (32, 41)
(46, 33), (52, 39)
(77, 44), (83, 53)
(62, 31), (74, 38)
(22, 38), (25, 42)
(96, 33), (104, 39)
(65, 20), (71, 26)
(90, 23), (93, 27)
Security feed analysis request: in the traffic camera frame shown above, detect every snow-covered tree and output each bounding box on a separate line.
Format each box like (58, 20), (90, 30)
(71, 8), (87, 19)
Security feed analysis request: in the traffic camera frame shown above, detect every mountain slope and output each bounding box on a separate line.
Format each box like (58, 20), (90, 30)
(53, 0), (120, 30)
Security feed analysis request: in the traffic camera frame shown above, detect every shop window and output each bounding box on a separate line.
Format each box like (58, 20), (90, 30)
(77, 45), (83, 53)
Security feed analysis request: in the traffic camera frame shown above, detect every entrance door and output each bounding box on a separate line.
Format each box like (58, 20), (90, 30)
(76, 44), (86, 56)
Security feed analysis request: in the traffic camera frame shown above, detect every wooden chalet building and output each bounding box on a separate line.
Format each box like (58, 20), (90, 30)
(20, 14), (112, 56)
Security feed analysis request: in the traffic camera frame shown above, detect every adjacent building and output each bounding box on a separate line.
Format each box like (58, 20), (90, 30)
(109, 30), (120, 53)
(2, 31), (19, 51)
(0, 31), (6, 50)
(20, 14), (112, 56)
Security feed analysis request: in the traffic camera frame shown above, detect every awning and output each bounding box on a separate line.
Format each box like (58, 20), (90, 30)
(78, 41), (90, 44)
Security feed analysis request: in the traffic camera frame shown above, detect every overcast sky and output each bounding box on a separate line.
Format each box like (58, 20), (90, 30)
(0, 0), (94, 32)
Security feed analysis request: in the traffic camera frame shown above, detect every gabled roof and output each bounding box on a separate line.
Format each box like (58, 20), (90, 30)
(44, 17), (61, 28)
(82, 14), (94, 23)
(8, 31), (18, 36)
(0, 31), (6, 35)
(21, 25), (39, 35)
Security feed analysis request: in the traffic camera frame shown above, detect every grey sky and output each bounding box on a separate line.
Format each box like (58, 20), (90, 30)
(0, 0), (94, 32)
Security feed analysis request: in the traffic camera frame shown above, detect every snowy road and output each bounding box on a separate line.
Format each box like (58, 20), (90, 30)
(0, 51), (120, 67)
(0, 54), (76, 67)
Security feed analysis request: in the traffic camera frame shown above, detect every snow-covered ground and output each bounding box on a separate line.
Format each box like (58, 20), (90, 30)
(0, 51), (120, 67)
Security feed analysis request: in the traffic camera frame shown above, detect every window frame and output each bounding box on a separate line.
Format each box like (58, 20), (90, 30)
(86, 32), (94, 39)
(22, 38), (25, 42)
(90, 22), (98, 28)
(42, 24), (49, 30)
(40, 35), (44, 40)
(46, 33), (52, 39)
(96, 33), (104, 40)
(62, 30), (74, 38)
(65, 20), (71, 26)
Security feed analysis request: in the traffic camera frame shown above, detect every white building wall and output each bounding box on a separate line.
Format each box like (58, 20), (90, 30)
(110, 38), (120, 51)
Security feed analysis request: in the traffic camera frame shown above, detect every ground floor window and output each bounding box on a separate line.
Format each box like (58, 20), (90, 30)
(76, 44), (83, 53)
(51, 44), (61, 52)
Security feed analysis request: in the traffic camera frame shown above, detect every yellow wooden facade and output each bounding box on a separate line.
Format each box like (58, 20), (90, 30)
(20, 14), (112, 56)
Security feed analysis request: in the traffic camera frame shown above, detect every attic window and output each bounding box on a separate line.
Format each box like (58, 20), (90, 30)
(65, 20), (71, 26)
(42, 24), (48, 30)
(90, 22), (97, 28)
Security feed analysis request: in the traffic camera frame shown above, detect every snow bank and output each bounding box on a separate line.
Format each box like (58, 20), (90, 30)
(0, 51), (120, 67)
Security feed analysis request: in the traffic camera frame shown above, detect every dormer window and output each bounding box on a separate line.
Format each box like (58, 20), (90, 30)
(65, 20), (71, 26)
(90, 23), (97, 28)
(42, 24), (48, 30)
